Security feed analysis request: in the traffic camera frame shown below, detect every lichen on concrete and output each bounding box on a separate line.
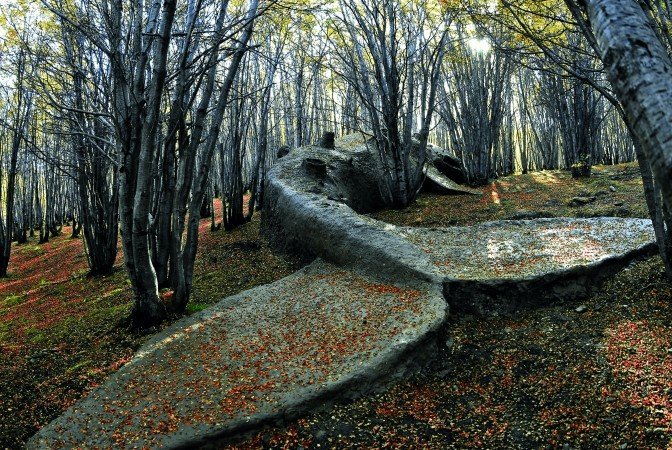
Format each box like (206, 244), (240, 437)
(396, 217), (655, 280)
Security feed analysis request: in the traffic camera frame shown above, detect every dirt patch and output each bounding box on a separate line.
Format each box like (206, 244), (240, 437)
(372, 163), (648, 227)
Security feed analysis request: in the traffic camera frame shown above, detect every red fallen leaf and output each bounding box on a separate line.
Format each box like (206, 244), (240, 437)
(109, 356), (132, 371)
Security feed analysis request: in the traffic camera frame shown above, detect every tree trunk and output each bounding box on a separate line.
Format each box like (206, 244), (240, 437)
(111, 0), (178, 328)
(171, 0), (259, 312)
(0, 50), (28, 277)
(583, 0), (672, 276)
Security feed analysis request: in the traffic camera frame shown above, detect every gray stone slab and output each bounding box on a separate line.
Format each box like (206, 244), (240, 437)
(394, 218), (657, 314)
(396, 217), (655, 280)
(27, 260), (446, 449)
(262, 134), (657, 314)
(424, 164), (482, 195)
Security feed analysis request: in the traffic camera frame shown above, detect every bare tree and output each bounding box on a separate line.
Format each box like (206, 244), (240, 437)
(58, 22), (119, 275)
(332, 0), (450, 207)
(565, 0), (672, 277)
(247, 31), (285, 218)
(0, 48), (33, 277)
(169, 0), (260, 312)
(437, 26), (513, 185)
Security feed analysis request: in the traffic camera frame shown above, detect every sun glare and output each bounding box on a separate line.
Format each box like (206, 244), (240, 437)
(467, 37), (492, 54)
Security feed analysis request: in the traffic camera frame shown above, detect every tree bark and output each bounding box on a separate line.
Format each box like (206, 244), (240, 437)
(583, 0), (672, 276)
(170, 0), (259, 312)
(586, 0), (672, 216)
(0, 49), (29, 277)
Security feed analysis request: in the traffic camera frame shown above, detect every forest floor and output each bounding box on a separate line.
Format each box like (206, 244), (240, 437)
(225, 163), (672, 450)
(0, 200), (304, 448)
(2, 162), (671, 449)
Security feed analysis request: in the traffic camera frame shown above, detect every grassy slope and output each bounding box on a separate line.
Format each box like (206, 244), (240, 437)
(373, 163), (648, 227)
(0, 200), (302, 448)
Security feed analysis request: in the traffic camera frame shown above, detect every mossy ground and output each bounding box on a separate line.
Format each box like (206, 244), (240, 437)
(373, 163), (647, 227)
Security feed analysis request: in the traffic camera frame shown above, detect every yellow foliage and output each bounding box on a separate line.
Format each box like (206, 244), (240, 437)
(463, 0), (575, 51)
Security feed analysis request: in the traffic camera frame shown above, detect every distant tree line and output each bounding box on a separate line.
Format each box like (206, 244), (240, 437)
(0, 0), (667, 327)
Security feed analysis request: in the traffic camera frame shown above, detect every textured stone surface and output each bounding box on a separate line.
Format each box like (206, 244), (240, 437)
(261, 134), (443, 283)
(426, 142), (467, 184)
(394, 218), (657, 314)
(27, 260), (445, 449)
(30, 133), (658, 448)
(397, 218), (654, 280)
(424, 164), (482, 195)
(262, 134), (655, 297)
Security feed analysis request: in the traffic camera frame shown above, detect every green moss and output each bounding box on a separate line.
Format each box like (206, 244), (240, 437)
(105, 287), (125, 297)
(14, 244), (43, 255)
(49, 283), (68, 296)
(373, 162), (647, 227)
(196, 271), (218, 282)
(85, 303), (130, 323)
(186, 303), (210, 314)
(0, 321), (10, 342)
(71, 268), (89, 279)
(66, 359), (93, 374)
(1, 294), (24, 309)
(25, 327), (47, 344)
